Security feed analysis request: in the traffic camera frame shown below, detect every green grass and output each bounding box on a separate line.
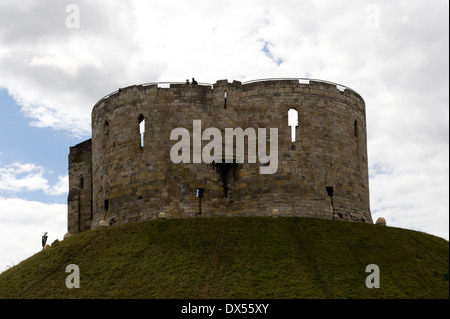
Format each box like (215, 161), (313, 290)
(0, 217), (448, 299)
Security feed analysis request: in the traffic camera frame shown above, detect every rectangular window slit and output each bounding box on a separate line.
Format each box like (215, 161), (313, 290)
(139, 115), (145, 148)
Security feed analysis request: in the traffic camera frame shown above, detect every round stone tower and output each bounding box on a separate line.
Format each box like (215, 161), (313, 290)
(67, 78), (372, 234)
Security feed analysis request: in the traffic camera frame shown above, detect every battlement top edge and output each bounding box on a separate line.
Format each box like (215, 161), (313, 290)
(92, 78), (363, 110)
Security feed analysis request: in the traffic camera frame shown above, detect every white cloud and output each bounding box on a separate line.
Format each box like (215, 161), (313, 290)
(0, 197), (66, 274)
(0, 162), (68, 195)
(370, 145), (449, 240)
(47, 175), (69, 196)
(0, 0), (448, 251)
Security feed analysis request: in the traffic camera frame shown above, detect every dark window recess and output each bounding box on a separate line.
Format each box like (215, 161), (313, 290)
(326, 186), (334, 197)
(196, 188), (204, 216)
(213, 161), (238, 198)
(224, 90), (227, 109)
(105, 120), (109, 138)
(326, 186), (336, 218)
(354, 120), (358, 137)
(104, 120), (110, 149)
(104, 199), (109, 211)
(80, 177), (84, 189)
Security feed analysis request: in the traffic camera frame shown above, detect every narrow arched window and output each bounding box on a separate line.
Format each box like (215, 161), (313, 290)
(104, 120), (109, 139)
(80, 176), (84, 189)
(354, 120), (358, 137)
(139, 115), (145, 148)
(104, 120), (110, 149)
(288, 109), (298, 143)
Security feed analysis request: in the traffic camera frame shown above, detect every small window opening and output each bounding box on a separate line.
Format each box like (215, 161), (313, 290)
(196, 188), (204, 198)
(139, 115), (145, 147)
(354, 120), (358, 137)
(326, 186), (334, 197)
(104, 199), (109, 211)
(224, 90), (227, 109)
(80, 176), (84, 189)
(213, 160), (238, 198)
(196, 188), (204, 216)
(104, 120), (109, 139)
(288, 109), (299, 143)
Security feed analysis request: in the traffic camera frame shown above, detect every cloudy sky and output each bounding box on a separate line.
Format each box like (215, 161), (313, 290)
(0, 0), (448, 273)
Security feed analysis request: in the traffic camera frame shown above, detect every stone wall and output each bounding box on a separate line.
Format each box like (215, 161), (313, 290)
(68, 78), (372, 234)
(67, 139), (92, 233)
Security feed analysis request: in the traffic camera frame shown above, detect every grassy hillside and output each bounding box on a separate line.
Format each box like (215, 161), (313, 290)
(0, 217), (448, 299)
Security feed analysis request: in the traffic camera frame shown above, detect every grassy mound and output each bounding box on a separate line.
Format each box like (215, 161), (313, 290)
(0, 217), (448, 299)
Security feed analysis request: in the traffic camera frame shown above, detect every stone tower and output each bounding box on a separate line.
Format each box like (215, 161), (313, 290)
(67, 78), (372, 234)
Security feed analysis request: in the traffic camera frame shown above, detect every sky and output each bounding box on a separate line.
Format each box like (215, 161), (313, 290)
(0, 0), (448, 273)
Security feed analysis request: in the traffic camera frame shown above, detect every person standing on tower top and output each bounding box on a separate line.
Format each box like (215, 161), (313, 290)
(191, 78), (198, 85)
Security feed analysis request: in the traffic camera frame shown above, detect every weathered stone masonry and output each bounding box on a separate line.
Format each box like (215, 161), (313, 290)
(67, 78), (372, 234)
(67, 138), (92, 234)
